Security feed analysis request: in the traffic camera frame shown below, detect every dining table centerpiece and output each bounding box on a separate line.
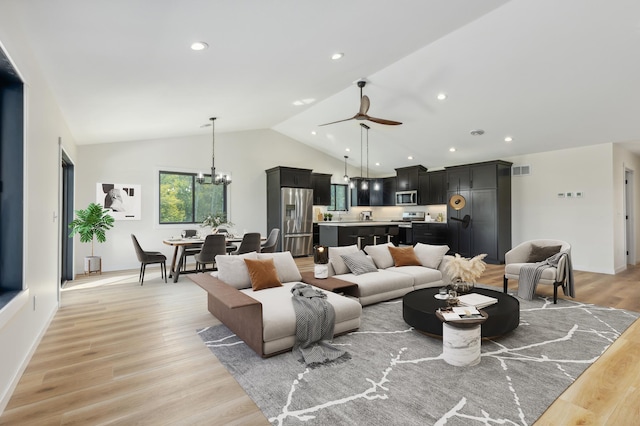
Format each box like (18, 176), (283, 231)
(201, 213), (234, 234)
(444, 253), (488, 294)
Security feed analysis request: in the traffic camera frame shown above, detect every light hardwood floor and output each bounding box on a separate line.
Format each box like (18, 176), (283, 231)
(1, 259), (638, 425)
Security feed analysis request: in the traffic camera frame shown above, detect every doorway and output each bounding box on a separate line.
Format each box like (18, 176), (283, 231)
(60, 149), (75, 285)
(625, 168), (635, 266)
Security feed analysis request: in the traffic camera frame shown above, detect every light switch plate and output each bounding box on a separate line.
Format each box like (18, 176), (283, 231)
(566, 192), (573, 197)
(557, 192), (565, 198)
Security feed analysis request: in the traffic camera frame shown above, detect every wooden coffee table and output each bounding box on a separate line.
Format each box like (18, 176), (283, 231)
(403, 287), (519, 339)
(300, 271), (358, 294)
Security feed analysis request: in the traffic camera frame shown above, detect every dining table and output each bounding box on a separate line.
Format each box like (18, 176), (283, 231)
(162, 235), (263, 283)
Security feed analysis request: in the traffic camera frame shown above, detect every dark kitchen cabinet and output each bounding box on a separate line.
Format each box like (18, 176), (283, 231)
(418, 170), (446, 205)
(382, 177), (397, 206)
(412, 223), (448, 245)
(266, 166), (312, 188)
(445, 160), (512, 264)
(395, 165), (427, 191)
(311, 173), (331, 205)
(350, 178), (370, 206)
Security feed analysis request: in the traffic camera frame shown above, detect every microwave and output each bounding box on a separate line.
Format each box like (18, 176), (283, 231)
(395, 190), (418, 206)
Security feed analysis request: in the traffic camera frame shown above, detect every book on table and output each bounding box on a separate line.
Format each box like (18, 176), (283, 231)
(456, 292), (498, 309)
(440, 306), (484, 321)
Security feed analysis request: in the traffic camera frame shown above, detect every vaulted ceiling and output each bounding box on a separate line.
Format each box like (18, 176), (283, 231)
(6, 0), (640, 174)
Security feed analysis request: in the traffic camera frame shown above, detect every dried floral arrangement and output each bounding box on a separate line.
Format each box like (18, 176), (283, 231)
(444, 253), (488, 283)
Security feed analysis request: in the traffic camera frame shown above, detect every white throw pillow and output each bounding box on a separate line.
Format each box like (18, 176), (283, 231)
(215, 252), (258, 289)
(414, 243), (450, 269)
(364, 243), (395, 269)
(257, 251), (302, 283)
(328, 245), (359, 275)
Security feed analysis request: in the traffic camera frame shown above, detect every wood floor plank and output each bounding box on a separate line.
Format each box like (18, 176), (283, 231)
(1, 258), (639, 425)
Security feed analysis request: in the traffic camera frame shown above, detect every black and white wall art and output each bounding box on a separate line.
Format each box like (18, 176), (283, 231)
(97, 183), (141, 220)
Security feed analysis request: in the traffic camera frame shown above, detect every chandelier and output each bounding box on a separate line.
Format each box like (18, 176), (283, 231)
(196, 117), (231, 185)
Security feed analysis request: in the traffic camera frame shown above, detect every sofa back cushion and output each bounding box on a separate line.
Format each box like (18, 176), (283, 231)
(328, 245), (359, 275)
(414, 243), (450, 269)
(363, 243), (395, 269)
(257, 251), (302, 283)
(244, 258), (283, 291)
(389, 246), (422, 267)
(215, 252), (259, 289)
(340, 251), (378, 275)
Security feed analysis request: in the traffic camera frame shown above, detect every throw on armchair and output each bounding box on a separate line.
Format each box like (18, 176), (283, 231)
(503, 239), (573, 303)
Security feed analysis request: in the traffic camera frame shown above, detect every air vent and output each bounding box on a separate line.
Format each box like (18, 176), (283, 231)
(512, 165), (531, 176)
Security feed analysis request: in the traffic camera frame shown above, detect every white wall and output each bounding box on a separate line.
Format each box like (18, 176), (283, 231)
(506, 143), (619, 274)
(0, 3), (77, 412)
(612, 144), (640, 270)
(74, 129), (356, 272)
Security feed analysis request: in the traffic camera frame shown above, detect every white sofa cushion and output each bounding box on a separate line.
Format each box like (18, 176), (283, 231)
(387, 265), (443, 289)
(240, 282), (362, 343)
(329, 245), (359, 275)
(257, 251), (302, 283)
(363, 243), (395, 269)
(214, 252), (258, 289)
(414, 243), (450, 269)
(335, 269), (414, 299)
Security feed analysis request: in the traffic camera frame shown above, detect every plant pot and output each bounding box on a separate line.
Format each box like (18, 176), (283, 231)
(84, 256), (102, 275)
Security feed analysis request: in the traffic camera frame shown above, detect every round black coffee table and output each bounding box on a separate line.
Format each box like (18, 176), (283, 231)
(403, 287), (519, 338)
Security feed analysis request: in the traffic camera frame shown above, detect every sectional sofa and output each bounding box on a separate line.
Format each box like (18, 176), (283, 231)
(189, 243), (451, 357)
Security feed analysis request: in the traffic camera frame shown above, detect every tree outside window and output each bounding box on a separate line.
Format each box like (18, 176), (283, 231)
(159, 171), (226, 224)
(327, 184), (348, 211)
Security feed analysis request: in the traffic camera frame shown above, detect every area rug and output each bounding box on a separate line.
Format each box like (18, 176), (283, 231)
(198, 294), (638, 426)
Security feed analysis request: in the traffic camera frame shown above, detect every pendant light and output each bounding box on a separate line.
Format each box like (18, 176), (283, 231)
(196, 117), (232, 186)
(360, 123), (370, 190)
(343, 155), (350, 183)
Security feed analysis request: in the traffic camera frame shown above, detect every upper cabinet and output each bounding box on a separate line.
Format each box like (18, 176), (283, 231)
(395, 165), (427, 191)
(418, 170), (446, 205)
(350, 177), (395, 206)
(311, 173), (332, 205)
(266, 166), (312, 188)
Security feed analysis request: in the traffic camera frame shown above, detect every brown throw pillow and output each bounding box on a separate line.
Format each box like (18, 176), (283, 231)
(244, 258), (282, 291)
(388, 246), (422, 267)
(527, 244), (562, 263)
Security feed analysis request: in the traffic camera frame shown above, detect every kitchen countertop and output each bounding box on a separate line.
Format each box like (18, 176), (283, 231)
(316, 220), (447, 227)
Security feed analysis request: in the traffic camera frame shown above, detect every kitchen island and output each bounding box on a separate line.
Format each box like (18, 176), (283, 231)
(318, 221), (400, 247)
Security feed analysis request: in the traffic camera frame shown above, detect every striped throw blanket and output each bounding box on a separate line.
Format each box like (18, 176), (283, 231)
(517, 250), (575, 300)
(290, 283), (348, 367)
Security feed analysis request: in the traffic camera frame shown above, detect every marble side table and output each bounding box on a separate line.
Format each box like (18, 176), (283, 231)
(436, 310), (488, 367)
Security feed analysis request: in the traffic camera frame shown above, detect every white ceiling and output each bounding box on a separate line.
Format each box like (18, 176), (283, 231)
(8, 0), (640, 174)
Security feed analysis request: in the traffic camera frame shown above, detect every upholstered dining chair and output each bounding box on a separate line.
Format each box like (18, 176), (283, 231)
(260, 228), (280, 253)
(194, 234), (227, 272)
(230, 232), (262, 255)
(503, 239), (572, 303)
(131, 234), (167, 285)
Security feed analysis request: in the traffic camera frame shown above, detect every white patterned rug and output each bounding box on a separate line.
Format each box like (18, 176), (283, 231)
(198, 293), (638, 426)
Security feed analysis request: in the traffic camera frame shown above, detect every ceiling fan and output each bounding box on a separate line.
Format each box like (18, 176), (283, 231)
(319, 80), (402, 127)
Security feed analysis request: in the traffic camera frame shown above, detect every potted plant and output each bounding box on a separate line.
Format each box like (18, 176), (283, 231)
(201, 213), (234, 234)
(69, 202), (115, 274)
(444, 253), (488, 294)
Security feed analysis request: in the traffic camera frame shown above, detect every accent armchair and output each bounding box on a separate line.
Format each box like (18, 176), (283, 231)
(503, 239), (572, 303)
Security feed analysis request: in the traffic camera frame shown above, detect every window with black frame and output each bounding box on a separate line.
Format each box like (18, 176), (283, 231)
(327, 184), (348, 211)
(159, 171), (227, 224)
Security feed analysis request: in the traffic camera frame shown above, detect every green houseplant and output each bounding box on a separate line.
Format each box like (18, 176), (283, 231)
(69, 203), (115, 273)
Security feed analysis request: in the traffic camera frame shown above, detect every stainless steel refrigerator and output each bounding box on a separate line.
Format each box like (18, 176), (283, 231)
(280, 187), (313, 256)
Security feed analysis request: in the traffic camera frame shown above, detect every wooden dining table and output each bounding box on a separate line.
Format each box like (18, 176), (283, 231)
(162, 235), (263, 283)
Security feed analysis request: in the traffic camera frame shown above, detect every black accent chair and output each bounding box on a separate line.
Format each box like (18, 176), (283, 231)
(194, 234), (227, 272)
(131, 234), (167, 285)
(230, 232), (262, 255)
(180, 229), (200, 270)
(260, 228), (280, 253)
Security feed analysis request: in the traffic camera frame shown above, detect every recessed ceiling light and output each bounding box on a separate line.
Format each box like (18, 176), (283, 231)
(504, 136), (513, 142)
(437, 93), (447, 100)
(375, 162), (380, 166)
(345, 148), (350, 152)
(331, 53), (344, 60)
(190, 42), (208, 51)
(449, 147), (456, 152)
(311, 131), (317, 135)
(408, 156), (414, 160)
(293, 98), (315, 106)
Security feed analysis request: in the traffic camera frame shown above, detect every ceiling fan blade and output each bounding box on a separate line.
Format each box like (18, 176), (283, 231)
(318, 116), (356, 127)
(359, 95), (370, 115)
(366, 116), (403, 126)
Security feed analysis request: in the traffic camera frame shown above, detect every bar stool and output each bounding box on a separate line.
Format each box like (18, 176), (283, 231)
(385, 226), (399, 244)
(350, 227), (372, 249)
(372, 227), (388, 245)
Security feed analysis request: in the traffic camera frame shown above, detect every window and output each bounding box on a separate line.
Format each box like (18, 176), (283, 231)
(159, 171), (227, 224)
(327, 184), (348, 211)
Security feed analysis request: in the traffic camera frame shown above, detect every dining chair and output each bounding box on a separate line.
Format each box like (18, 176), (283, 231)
(194, 234), (227, 272)
(230, 232), (262, 255)
(131, 234), (167, 285)
(260, 228), (280, 253)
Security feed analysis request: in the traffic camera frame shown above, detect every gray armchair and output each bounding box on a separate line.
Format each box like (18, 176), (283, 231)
(131, 234), (167, 285)
(260, 228), (280, 253)
(194, 234), (227, 272)
(230, 232), (262, 255)
(503, 239), (571, 303)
